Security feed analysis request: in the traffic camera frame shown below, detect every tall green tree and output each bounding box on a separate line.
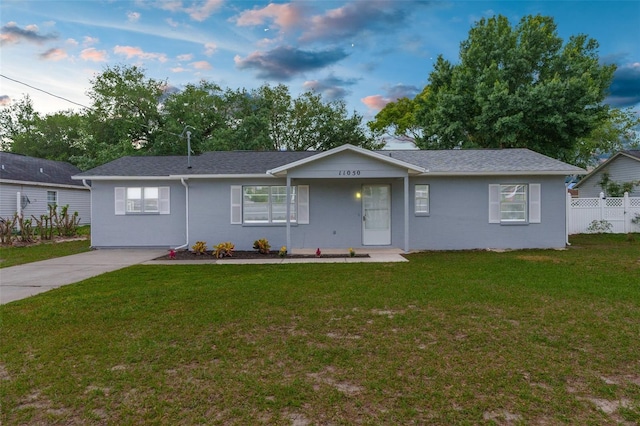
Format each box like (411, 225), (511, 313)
(0, 95), (87, 163)
(414, 14), (616, 163)
(367, 87), (428, 144)
(85, 65), (165, 160)
(574, 107), (640, 167)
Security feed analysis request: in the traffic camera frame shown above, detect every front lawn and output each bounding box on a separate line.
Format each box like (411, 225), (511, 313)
(1, 234), (639, 424)
(0, 239), (90, 268)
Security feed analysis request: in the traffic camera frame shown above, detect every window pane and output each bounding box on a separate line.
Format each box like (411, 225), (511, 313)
(127, 187), (142, 212)
(271, 186), (297, 222)
(415, 184), (429, 213)
(500, 184), (527, 222)
(243, 186), (270, 223)
(144, 187), (159, 212)
(47, 191), (57, 207)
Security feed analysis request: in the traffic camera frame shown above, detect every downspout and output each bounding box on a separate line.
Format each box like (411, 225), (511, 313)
(174, 178), (190, 250)
(286, 175), (291, 252)
(565, 192), (571, 246)
(82, 180), (92, 245)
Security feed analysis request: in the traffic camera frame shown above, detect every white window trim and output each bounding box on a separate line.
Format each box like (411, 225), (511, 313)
(231, 184), (309, 225)
(488, 183), (540, 224)
(414, 184), (429, 216)
(47, 190), (58, 212)
(114, 186), (170, 215)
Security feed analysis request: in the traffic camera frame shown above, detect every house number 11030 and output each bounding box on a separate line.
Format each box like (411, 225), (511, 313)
(338, 170), (361, 176)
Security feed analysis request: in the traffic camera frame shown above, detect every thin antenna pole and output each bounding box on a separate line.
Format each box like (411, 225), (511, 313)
(187, 130), (192, 169)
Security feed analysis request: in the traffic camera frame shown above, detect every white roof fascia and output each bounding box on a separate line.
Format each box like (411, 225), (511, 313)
(267, 144), (427, 176)
(71, 176), (175, 181)
(72, 174), (275, 181)
(169, 174), (275, 179)
(419, 170), (586, 177)
(0, 178), (89, 190)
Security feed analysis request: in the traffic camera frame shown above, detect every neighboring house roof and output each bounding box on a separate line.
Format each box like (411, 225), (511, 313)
(573, 150), (640, 189)
(74, 145), (585, 180)
(0, 152), (85, 187)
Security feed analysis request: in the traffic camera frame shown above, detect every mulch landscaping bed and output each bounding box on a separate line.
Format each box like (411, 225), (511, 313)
(156, 250), (369, 261)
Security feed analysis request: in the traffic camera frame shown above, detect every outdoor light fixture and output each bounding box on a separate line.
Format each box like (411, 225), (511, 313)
(356, 192), (361, 199)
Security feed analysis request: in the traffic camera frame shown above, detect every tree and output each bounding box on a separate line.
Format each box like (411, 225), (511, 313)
(0, 95), (87, 162)
(574, 107), (640, 167)
(85, 65), (165, 159)
(413, 15), (616, 163)
(367, 87), (428, 144)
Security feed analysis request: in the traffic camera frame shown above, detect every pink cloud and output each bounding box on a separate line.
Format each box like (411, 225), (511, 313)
(235, 3), (303, 29)
(361, 95), (390, 111)
(171, 67), (187, 73)
(80, 47), (107, 62)
(177, 53), (194, 61)
(114, 45), (168, 62)
(40, 48), (67, 61)
(0, 95), (12, 106)
(187, 0), (224, 22)
(191, 60), (212, 70)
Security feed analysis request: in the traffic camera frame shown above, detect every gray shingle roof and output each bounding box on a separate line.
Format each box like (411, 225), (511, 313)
(74, 147), (584, 178)
(0, 152), (85, 186)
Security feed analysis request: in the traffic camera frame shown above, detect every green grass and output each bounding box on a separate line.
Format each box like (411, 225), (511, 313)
(0, 239), (91, 268)
(1, 234), (639, 424)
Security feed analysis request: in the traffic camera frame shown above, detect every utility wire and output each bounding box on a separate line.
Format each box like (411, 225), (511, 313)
(0, 73), (188, 138)
(1, 73), (91, 110)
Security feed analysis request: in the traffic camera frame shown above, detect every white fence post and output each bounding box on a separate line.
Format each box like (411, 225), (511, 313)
(623, 192), (629, 234)
(599, 192), (605, 222)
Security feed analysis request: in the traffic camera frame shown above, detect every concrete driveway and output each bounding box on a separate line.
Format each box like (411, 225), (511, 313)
(0, 249), (166, 305)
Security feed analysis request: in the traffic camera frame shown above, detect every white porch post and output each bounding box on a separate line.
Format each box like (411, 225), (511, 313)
(286, 175), (291, 252)
(404, 175), (409, 253)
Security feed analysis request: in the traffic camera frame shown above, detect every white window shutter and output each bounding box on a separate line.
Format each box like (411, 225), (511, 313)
(529, 183), (541, 223)
(159, 187), (170, 214)
(488, 184), (500, 223)
(298, 185), (309, 224)
(230, 185), (242, 224)
(115, 187), (126, 215)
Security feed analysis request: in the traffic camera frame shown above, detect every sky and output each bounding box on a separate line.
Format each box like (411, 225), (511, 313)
(1, 0), (639, 129)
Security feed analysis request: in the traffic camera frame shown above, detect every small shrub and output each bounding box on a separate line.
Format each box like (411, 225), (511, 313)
(17, 215), (35, 242)
(279, 246), (287, 257)
(214, 241), (235, 258)
(586, 220), (613, 234)
(632, 213), (640, 227)
(349, 247), (356, 257)
(192, 241), (208, 255)
(0, 216), (16, 245)
(253, 238), (271, 254)
(53, 205), (81, 237)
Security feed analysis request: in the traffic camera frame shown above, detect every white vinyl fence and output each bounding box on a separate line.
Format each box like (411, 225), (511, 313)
(567, 192), (640, 234)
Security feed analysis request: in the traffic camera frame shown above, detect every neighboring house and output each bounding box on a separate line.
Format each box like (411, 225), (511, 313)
(73, 144), (584, 252)
(0, 152), (91, 224)
(573, 150), (640, 197)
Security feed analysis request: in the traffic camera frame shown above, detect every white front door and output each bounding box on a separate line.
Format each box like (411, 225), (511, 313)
(362, 184), (391, 245)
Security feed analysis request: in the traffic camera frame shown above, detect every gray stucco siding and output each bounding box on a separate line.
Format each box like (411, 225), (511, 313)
(287, 150), (411, 179)
(90, 180), (186, 248)
(408, 175), (567, 250)
(187, 178), (290, 251)
(185, 175), (568, 251)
